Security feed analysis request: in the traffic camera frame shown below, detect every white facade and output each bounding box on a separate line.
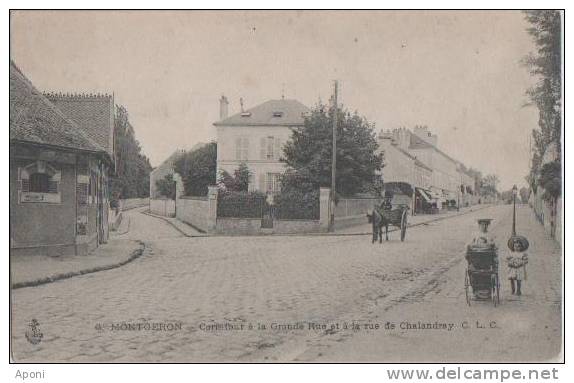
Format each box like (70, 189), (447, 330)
(216, 125), (293, 194)
(378, 135), (432, 190)
(214, 98), (309, 195)
(382, 127), (480, 208)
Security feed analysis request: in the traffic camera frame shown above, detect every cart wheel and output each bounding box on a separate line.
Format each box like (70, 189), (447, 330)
(400, 209), (408, 242)
(465, 270), (471, 306)
(491, 274), (500, 307)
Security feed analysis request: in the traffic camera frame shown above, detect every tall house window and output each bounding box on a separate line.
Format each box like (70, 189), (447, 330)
(266, 173), (281, 194)
(260, 137), (281, 160)
(235, 137), (249, 160)
(266, 136), (274, 159)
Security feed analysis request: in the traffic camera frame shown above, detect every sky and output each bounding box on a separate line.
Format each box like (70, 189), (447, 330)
(10, 10), (540, 190)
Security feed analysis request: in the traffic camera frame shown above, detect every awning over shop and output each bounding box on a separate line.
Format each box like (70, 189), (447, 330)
(416, 188), (432, 203)
(428, 189), (447, 204)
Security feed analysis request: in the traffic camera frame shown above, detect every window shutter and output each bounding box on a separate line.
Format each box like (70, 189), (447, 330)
(21, 179), (30, 192)
(259, 173), (266, 193)
(260, 137), (266, 159)
(77, 183), (88, 206)
(235, 137), (241, 160)
(266, 173), (273, 193)
(77, 160), (88, 175)
(243, 137), (249, 160)
(48, 181), (59, 194)
(235, 137), (242, 160)
(274, 138), (281, 160)
(275, 174), (282, 193)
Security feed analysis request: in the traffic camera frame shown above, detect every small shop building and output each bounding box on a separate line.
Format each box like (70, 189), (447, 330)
(10, 61), (115, 256)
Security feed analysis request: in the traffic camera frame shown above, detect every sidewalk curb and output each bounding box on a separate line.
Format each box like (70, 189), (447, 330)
(141, 210), (206, 237)
(140, 204), (494, 238)
(11, 241), (146, 290)
(114, 215), (131, 236)
(120, 203), (149, 212)
(206, 204), (495, 238)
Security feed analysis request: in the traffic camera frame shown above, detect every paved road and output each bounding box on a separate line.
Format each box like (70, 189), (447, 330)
(293, 204), (562, 362)
(10, 204), (561, 362)
(116, 206), (185, 241)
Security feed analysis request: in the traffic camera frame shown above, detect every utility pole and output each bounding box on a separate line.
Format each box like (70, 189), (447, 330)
(329, 80), (338, 232)
(512, 184), (518, 236)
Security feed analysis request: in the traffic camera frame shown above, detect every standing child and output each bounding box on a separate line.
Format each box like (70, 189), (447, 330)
(506, 237), (529, 295)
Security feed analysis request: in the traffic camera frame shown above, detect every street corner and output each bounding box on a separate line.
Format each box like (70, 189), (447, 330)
(11, 239), (147, 289)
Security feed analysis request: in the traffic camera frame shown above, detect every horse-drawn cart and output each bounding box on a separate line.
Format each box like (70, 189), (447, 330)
(368, 204), (409, 243)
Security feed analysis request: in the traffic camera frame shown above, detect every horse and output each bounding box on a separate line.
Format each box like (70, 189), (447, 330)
(366, 208), (389, 244)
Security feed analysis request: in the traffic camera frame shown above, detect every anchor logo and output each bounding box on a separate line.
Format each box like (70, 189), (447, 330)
(25, 319), (43, 345)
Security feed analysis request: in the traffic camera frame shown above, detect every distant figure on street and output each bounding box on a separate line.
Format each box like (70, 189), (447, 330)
(506, 237), (529, 296)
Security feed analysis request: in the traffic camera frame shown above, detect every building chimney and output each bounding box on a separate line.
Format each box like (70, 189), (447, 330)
(219, 95), (229, 120)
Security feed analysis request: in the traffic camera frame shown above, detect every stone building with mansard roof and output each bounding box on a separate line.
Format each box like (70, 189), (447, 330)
(10, 61), (115, 256)
(213, 96), (309, 196)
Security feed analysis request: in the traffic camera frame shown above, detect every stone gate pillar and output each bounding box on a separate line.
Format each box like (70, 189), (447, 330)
(207, 185), (218, 233)
(173, 173), (184, 218)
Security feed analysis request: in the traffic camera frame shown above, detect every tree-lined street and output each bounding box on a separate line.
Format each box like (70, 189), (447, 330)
(10, 204), (561, 362)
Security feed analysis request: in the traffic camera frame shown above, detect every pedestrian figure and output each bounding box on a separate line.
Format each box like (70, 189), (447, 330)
(506, 237), (529, 296)
(381, 194), (393, 211)
(469, 218), (496, 249)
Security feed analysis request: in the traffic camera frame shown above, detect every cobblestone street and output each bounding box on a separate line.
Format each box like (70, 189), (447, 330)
(10, 204), (562, 362)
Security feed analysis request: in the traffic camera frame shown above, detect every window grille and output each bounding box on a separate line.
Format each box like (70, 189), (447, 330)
(29, 173), (50, 193)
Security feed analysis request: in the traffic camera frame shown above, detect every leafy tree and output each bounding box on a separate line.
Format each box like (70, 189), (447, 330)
(274, 170), (320, 219)
(519, 186), (530, 204)
(282, 102), (384, 197)
(523, 11), (562, 192)
(174, 142), (217, 197)
(218, 162), (251, 192)
(499, 189), (514, 204)
(110, 105), (153, 200)
(467, 167), (483, 196)
(480, 174), (499, 197)
(155, 173), (176, 199)
(538, 159), (561, 201)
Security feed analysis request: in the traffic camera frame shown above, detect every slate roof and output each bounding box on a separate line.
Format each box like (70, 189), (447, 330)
(393, 146), (432, 172)
(408, 132), (434, 150)
(213, 99), (309, 127)
(10, 61), (104, 153)
(44, 92), (114, 156)
(409, 131), (458, 165)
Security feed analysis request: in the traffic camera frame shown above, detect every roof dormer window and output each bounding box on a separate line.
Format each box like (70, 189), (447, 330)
(241, 112), (251, 117)
(272, 111), (284, 117)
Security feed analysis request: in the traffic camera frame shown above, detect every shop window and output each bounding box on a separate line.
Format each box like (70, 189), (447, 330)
(19, 161), (61, 203)
(29, 173), (50, 193)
